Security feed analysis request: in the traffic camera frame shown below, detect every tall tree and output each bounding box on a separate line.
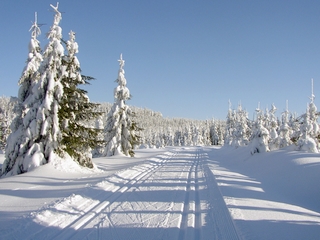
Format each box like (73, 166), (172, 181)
(2, 3), (64, 176)
(59, 30), (103, 167)
(296, 79), (319, 152)
(103, 54), (141, 157)
(11, 12), (43, 133)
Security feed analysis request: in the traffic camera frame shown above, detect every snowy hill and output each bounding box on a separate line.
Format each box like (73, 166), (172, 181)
(0, 146), (319, 240)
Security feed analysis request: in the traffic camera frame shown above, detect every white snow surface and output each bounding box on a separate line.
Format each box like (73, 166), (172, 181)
(0, 146), (320, 240)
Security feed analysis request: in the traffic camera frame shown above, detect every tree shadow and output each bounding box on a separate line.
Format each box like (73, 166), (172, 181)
(204, 147), (320, 239)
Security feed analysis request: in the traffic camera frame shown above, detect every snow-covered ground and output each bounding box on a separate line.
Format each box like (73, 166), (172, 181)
(0, 146), (319, 240)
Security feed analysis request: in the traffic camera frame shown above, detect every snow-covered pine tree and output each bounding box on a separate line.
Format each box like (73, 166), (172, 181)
(296, 106), (318, 153)
(277, 101), (293, 148)
(210, 119), (219, 145)
(59, 30), (104, 167)
(224, 101), (235, 146)
(202, 121), (211, 146)
(232, 104), (250, 147)
(2, 3), (65, 176)
(184, 125), (192, 146)
(11, 12), (43, 134)
(289, 113), (300, 144)
(192, 125), (203, 146)
(296, 79), (319, 152)
(307, 79), (319, 144)
(103, 54), (141, 157)
(0, 113), (10, 152)
(268, 104), (279, 150)
(250, 103), (270, 154)
(0, 97), (18, 153)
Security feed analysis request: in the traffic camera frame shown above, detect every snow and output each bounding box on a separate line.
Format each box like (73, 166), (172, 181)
(0, 146), (320, 240)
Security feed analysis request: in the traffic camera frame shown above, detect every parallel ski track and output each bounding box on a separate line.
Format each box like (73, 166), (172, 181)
(92, 150), (191, 240)
(177, 148), (202, 240)
(71, 150), (185, 240)
(178, 147), (241, 240)
(27, 150), (179, 240)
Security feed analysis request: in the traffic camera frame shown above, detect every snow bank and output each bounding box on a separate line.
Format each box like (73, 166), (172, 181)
(207, 145), (320, 239)
(50, 153), (103, 174)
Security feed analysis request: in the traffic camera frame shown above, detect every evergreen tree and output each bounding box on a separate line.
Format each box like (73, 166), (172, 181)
(103, 54), (141, 157)
(307, 79), (320, 143)
(210, 119), (219, 145)
(0, 97), (18, 152)
(224, 101), (235, 146)
(250, 103), (270, 154)
(296, 80), (319, 152)
(2, 3), (64, 176)
(250, 108), (270, 154)
(233, 104), (250, 147)
(0, 113), (10, 152)
(59, 30), (104, 167)
(268, 104), (279, 150)
(250, 120), (270, 154)
(11, 13), (43, 133)
(296, 107), (318, 153)
(277, 102), (293, 148)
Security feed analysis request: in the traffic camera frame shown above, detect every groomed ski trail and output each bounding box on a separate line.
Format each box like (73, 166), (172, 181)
(2, 147), (241, 240)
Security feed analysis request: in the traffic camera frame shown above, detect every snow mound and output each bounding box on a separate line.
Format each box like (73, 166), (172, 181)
(50, 154), (103, 174)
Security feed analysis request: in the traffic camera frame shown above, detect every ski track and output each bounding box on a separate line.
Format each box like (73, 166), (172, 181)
(4, 147), (242, 240)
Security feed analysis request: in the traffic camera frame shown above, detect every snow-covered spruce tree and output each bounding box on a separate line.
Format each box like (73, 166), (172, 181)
(202, 121), (212, 145)
(2, 3), (64, 176)
(103, 54), (141, 157)
(0, 97), (18, 152)
(296, 82), (319, 153)
(250, 106), (270, 154)
(296, 106), (318, 153)
(307, 79), (320, 144)
(232, 104), (250, 147)
(276, 102), (293, 149)
(210, 119), (219, 145)
(184, 125), (192, 146)
(59, 31), (104, 167)
(210, 119), (225, 145)
(192, 125), (202, 146)
(268, 104), (279, 150)
(11, 13), (43, 134)
(289, 113), (300, 144)
(224, 101), (236, 146)
(0, 113), (10, 152)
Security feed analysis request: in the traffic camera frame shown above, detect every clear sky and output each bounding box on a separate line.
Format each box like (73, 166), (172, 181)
(1, 0), (320, 120)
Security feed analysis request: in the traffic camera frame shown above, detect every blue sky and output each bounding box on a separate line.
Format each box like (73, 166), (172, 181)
(1, 0), (320, 120)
